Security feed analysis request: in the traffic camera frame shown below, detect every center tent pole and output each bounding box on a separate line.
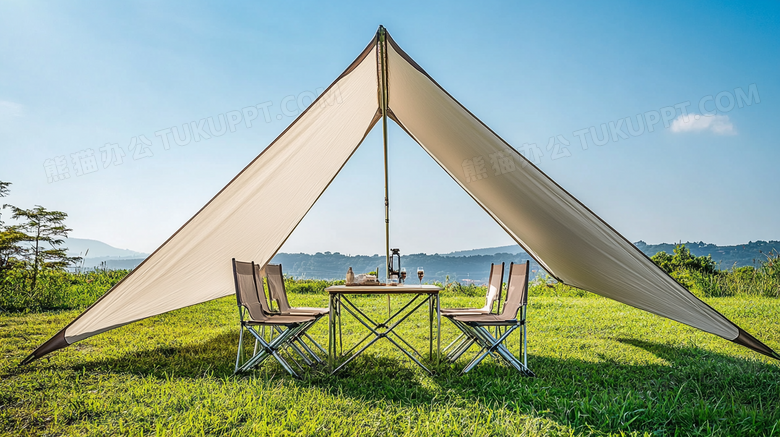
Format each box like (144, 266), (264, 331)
(379, 26), (391, 316)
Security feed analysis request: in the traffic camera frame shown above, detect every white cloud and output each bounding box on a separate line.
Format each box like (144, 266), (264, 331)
(670, 113), (735, 135)
(0, 100), (24, 118)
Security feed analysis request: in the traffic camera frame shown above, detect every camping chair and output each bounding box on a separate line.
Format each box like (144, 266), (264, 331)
(253, 264), (321, 367)
(451, 261), (534, 376)
(262, 264), (329, 363)
(441, 262), (504, 362)
(232, 259), (317, 378)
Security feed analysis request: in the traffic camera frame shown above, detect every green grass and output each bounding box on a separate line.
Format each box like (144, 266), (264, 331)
(2, 292), (779, 436)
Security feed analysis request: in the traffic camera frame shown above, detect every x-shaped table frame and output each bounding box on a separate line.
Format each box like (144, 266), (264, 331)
(326, 285), (442, 375)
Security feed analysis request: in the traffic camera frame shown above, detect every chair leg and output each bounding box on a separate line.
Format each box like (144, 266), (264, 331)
(237, 323), (311, 378)
(288, 339), (313, 366)
(447, 319), (479, 362)
(304, 332), (328, 355)
(482, 327), (523, 369)
(284, 348), (307, 372)
(296, 335), (323, 364)
(448, 337), (476, 363)
(271, 350), (300, 379)
(293, 327), (322, 364)
(523, 322), (528, 370)
(298, 317), (327, 362)
(489, 326), (533, 376)
(281, 318), (326, 364)
(443, 332), (465, 354)
(459, 324), (496, 374)
(461, 346), (491, 374)
(235, 325), (245, 373)
(456, 323), (532, 376)
(273, 325), (314, 366)
(237, 336), (274, 373)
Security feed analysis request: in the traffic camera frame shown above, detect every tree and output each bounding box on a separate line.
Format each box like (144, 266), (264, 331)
(7, 205), (80, 292)
(651, 244), (717, 275)
(0, 226), (28, 271)
(0, 181), (27, 271)
(0, 180), (10, 224)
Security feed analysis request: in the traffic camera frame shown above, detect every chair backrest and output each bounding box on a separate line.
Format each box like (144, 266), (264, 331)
(481, 262), (505, 313)
(500, 261), (529, 320)
(253, 263), (272, 309)
(232, 259), (268, 321)
(265, 264), (291, 313)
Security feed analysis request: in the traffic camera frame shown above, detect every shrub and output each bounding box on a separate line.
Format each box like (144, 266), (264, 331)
(283, 277), (343, 294)
(651, 244), (717, 275)
(0, 269), (129, 312)
(529, 276), (592, 298)
(661, 260), (780, 299)
(443, 282), (486, 297)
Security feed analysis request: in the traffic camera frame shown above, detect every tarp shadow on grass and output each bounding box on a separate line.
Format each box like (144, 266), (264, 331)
(69, 331), (239, 378)
(43, 332), (780, 435)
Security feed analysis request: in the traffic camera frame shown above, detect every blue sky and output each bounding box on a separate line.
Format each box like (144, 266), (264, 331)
(0, 1), (778, 255)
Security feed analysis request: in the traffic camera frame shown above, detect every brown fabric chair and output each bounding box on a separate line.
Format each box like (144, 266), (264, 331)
(441, 262), (505, 316)
(232, 259), (317, 377)
(441, 263), (504, 361)
(451, 261), (534, 376)
(265, 264), (328, 316)
(262, 264), (328, 360)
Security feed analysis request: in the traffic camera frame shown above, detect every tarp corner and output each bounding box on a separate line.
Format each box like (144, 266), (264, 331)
(19, 329), (69, 366)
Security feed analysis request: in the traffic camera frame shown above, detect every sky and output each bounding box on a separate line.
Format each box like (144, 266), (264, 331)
(0, 1), (778, 255)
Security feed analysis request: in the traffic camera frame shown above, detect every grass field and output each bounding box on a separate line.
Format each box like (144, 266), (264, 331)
(2, 292), (779, 436)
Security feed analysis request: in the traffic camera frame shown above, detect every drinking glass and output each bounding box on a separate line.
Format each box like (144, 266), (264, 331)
(417, 267), (424, 285)
(400, 267), (407, 284)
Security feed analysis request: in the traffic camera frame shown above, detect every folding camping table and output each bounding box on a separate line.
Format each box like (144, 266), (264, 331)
(326, 284), (442, 375)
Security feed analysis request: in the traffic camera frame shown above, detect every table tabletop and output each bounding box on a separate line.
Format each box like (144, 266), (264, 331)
(326, 284), (442, 294)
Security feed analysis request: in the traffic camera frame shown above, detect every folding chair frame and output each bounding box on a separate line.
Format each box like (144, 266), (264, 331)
(456, 307), (533, 376)
(232, 259), (318, 378)
(449, 261), (534, 376)
(234, 307), (314, 377)
(264, 264), (329, 362)
(442, 262), (504, 362)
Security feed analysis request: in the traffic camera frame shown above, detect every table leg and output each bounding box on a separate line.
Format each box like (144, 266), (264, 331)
(436, 293), (441, 365)
(337, 294), (343, 355)
(328, 293), (334, 371)
(428, 295), (433, 360)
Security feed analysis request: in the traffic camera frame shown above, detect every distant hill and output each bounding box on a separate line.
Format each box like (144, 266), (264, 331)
(59, 237), (779, 277)
(271, 251), (542, 284)
(75, 257), (147, 271)
(634, 240), (780, 269)
(63, 238), (148, 271)
(442, 241), (780, 269)
(64, 238), (148, 259)
(443, 245), (527, 257)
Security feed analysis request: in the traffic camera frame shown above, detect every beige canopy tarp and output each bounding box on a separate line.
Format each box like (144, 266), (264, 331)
(23, 27), (777, 365)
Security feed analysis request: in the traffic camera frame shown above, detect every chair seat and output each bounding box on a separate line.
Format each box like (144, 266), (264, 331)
(452, 314), (521, 326)
(245, 314), (316, 325)
(441, 308), (489, 316)
(280, 307), (329, 316)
